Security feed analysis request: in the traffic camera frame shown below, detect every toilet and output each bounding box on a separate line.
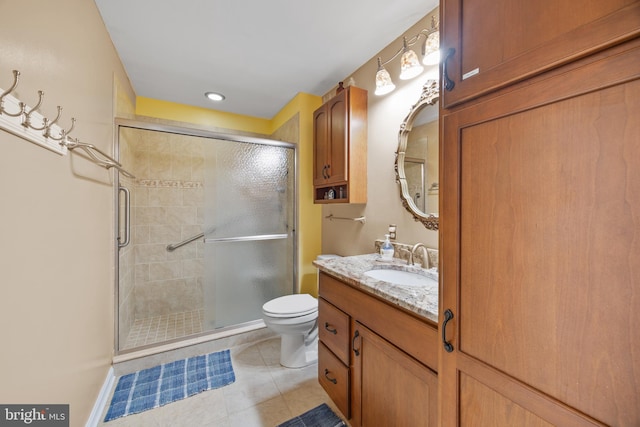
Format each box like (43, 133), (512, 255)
(262, 293), (319, 368)
(262, 254), (341, 368)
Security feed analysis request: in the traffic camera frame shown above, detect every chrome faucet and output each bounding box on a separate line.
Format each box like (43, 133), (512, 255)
(408, 243), (426, 266)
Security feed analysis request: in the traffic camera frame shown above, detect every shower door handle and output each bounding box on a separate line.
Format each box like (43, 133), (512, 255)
(118, 186), (131, 248)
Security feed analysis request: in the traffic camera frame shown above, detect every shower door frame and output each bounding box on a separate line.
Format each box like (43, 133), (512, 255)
(112, 118), (298, 355)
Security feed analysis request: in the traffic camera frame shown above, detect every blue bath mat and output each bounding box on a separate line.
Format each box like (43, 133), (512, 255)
(278, 403), (346, 427)
(104, 349), (235, 422)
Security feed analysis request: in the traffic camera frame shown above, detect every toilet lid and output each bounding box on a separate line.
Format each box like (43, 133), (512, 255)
(263, 294), (318, 318)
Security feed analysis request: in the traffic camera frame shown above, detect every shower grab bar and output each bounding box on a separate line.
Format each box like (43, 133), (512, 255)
(204, 233), (288, 243)
(166, 232), (204, 252)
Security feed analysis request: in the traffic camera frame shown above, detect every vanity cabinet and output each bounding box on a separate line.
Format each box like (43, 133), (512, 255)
(318, 298), (351, 417)
(352, 322), (438, 427)
(440, 0), (640, 108)
(313, 86), (367, 204)
(440, 38), (640, 426)
(318, 272), (439, 426)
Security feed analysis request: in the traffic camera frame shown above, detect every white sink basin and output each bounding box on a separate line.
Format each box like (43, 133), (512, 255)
(363, 268), (437, 287)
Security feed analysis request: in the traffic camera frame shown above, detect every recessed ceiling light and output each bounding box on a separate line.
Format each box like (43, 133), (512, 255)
(205, 92), (225, 102)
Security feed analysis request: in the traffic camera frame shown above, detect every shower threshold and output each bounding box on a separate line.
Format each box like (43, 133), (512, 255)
(115, 316), (269, 364)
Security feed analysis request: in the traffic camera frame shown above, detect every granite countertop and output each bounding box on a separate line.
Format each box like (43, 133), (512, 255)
(313, 253), (439, 324)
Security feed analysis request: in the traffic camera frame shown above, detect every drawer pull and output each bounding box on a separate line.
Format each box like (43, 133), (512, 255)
(324, 368), (337, 384)
(353, 330), (361, 356)
(324, 322), (338, 334)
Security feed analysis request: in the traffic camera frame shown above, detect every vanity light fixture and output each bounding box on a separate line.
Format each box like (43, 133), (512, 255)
(399, 37), (424, 80)
(373, 16), (440, 95)
(205, 91), (225, 102)
(422, 30), (440, 65)
(375, 57), (396, 96)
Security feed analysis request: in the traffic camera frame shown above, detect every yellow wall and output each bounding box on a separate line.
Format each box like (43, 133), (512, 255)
(0, 1), (134, 425)
(135, 94), (323, 296)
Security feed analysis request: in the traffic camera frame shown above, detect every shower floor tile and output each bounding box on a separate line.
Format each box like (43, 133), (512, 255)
(123, 309), (204, 349)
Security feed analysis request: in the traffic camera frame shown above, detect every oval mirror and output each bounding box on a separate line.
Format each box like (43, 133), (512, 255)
(395, 80), (439, 230)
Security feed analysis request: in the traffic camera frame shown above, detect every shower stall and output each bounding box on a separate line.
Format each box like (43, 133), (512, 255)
(114, 119), (296, 354)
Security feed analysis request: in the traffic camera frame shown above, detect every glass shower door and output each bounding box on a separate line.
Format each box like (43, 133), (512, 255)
(202, 138), (295, 329)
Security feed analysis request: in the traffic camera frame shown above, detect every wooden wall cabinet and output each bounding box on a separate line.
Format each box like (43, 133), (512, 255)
(440, 31), (640, 427)
(318, 272), (438, 426)
(440, 0), (640, 108)
(313, 86), (367, 204)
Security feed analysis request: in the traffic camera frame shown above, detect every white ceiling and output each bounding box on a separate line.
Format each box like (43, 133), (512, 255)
(94, 0), (438, 119)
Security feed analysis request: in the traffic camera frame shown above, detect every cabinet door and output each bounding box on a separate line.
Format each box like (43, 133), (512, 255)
(326, 90), (348, 184)
(441, 0), (640, 107)
(313, 105), (329, 186)
(313, 90), (348, 187)
(352, 322), (438, 427)
(440, 41), (640, 426)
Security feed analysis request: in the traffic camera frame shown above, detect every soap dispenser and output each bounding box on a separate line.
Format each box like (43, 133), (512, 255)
(380, 234), (394, 261)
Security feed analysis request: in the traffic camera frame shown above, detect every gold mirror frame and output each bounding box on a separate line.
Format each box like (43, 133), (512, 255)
(395, 80), (439, 230)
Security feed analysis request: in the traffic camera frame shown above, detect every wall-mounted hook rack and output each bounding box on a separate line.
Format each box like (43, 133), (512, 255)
(1, 69), (134, 178)
(0, 71), (67, 154)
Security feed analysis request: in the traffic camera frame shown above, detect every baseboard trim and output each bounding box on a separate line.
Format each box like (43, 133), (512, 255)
(85, 367), (115, 427)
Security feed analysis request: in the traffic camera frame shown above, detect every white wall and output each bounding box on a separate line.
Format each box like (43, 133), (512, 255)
(321, 9), (440, 256)
(0, 1), (134, 425)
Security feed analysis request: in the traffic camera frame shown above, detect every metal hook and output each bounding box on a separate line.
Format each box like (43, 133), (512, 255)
(51, 117), (75, 142)
(0, 70), (25, 117)
(43, 106), (62, 138)
(31, 117), (48, 132)
(22, 90), (45, 130)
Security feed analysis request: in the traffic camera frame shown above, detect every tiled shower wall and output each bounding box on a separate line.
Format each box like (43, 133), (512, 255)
(118, 128), (207, 349)
(132, 130), (205, 319)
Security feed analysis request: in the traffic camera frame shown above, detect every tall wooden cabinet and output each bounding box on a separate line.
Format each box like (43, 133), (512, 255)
(440, 0), (640, 108)
(440, 2), (640, 426)
(313, 86), (367, 204)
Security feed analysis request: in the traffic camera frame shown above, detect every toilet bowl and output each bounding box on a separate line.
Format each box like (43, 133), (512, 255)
(262, 293), (319, 368)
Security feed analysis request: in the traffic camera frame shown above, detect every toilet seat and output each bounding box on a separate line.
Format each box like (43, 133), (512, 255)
(262, 294), (317, 318)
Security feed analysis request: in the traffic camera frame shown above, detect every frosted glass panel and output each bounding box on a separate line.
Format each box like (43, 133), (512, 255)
(204, 238), (291, 329)
(203, 139), (294, 329)
(204, 140), (292, 237)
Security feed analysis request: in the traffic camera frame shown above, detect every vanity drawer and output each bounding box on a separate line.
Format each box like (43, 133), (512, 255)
(318, 341), (350, 418)
(318, 297), (350, 364)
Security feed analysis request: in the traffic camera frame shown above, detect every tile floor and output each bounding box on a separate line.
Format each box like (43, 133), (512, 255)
(99, 337), (346, 427)
(123, 310), (205, 350)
